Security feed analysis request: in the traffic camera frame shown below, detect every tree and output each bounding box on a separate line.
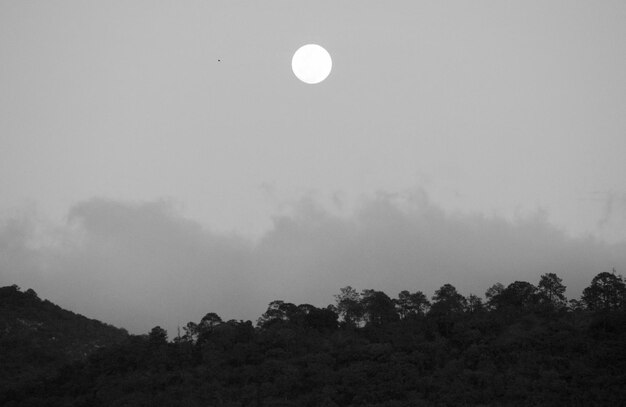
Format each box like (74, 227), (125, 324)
(429, 284), (466, 337)
(582, 271), (626, 311)
(537, 273), (567, 308)
(182, 321), (199, 342)
(465, 294), (484, 313)
(568, 299), (584, 312)
(334, 286), (364, 327)
(24, 288), (39, 300)
(395, 290), (430, 319)
(299, 304), (338, 331)
(361, 289), (398, 326)
(257, 300), (300, 328)
(195, 312), (224, 343)
(148, 326), (168, 345)
(485, 283), (504, 310)
(199, 312), (223, 330)
(430, 284), (467, 315)
(489, 281), (538, 311)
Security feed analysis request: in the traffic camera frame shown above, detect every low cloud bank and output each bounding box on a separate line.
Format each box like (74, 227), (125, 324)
(2, 193), (625, 334)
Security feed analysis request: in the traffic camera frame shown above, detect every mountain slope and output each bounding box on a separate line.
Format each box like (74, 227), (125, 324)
(0, 285), (128, 397)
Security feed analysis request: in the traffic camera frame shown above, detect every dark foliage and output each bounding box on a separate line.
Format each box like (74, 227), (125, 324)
(2, 270), (626, 406)
(0, 285), (128, 402)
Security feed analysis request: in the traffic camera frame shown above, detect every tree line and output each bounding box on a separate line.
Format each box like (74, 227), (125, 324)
(168, 271), (626, 342)
(2, 270), (626, 406)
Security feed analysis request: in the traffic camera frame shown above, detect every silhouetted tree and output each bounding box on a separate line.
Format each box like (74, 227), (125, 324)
(335, 286), (364, 327)
(538, 273), (567, 308)
(465, 294), (484, 313)
(582, 270), (626, 311)
(429, 284), (466, 337)
(395, 290), (430, 319)
(430, 284), (467, 315)
(490, 281), (538, 311)
(199, 312), (223, 329)
(257, 300), (300, 327)
(182, 321), (199, 342)
(361, 289), (398, 326)
(194, 312), (225, 345)
(485, 283), (504, 310)
(148, 326), (168, 345)
(24, 288), (39, 300)
(568, 299), (585, 311)
(298, 304), (338, 331)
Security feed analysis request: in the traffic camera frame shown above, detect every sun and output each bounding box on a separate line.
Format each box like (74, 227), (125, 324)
(291, 44), (332, 84)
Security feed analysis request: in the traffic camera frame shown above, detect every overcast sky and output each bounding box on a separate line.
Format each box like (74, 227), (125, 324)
(1, 1), (626, 334)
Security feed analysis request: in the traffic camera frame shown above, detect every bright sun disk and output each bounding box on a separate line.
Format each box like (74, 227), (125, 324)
(291, 44), (332, 84)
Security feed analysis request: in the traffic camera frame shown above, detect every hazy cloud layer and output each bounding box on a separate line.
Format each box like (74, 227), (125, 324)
(2, 193), (625, 334)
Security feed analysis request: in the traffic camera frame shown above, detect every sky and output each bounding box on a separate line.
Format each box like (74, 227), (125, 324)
(1, 1), (626, 334)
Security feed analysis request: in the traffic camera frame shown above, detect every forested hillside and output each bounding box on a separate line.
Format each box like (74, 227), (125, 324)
(0, 285), (128, 399)
(2, 271), (626, 406)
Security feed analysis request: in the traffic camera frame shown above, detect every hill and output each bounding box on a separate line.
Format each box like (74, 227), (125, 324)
(0, 285), (128, 399)
(2, 271), (626, 406)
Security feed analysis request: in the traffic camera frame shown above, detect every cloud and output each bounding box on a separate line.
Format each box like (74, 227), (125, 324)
(1, 193), (625, 335)
(255, 191), (626, 307)
(2, 199), (256, 335)
(598, 191), (626, 228)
